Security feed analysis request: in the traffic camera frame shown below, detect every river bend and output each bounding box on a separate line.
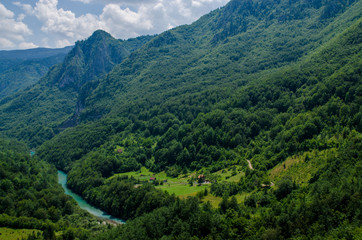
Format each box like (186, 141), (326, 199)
(57, 170), (125, 224)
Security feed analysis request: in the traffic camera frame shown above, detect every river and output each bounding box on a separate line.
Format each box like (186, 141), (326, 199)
(57, 170), (125, 224)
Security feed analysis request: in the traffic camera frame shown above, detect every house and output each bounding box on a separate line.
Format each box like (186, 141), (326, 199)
(197, 174), (205, 183)
(117, 148), (123, 153)
(150, 177), (156, 181)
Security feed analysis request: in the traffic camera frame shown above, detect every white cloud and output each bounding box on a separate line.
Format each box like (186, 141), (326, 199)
(99, 0), (230, 39)
(13, 2), (35, 15)
(100, 4), (154, 39)
(19, 41), (38, 49)
(0, 38), (16, 49)
(5, 0), (230, 49)
(0, 3), (14, 18)
(17, 13), (26, 21)
(71, 0), (92, 3)
(32, 0), (103, 44)
(0, 3), (34, 49)
(72, 0), (159, 5)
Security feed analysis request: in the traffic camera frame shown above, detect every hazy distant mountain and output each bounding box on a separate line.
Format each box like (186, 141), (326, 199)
(0, 46), (72, 99)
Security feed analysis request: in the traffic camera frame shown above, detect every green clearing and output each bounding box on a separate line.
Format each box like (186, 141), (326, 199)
(0, 228), (41, 240)
(110, 167), (211, 197)
(268, 148), (333, 185)
(211, 167), (245, 182)
(109, 167), (174, 181)
(109, 166), (246, 198)
(157, 183), (209, 196)
(201, 193), (250, 208)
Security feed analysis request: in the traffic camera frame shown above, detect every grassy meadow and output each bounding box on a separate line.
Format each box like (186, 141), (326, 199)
(0, 228), (41, 240)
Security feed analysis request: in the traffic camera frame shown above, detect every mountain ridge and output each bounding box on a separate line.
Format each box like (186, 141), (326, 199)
(0, 46), (72, 99)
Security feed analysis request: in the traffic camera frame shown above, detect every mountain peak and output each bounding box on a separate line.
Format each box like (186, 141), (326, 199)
(55, 30), (126, 90)
(88, 30), (114, 42)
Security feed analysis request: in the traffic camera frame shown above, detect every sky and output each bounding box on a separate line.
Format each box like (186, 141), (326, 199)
(0, 0), (230, 50)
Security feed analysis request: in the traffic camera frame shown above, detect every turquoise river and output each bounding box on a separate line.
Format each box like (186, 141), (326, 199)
(57, 170), (125, 224)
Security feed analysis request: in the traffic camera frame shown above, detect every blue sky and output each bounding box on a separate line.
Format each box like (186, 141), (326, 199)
(0, 0), (230, 50)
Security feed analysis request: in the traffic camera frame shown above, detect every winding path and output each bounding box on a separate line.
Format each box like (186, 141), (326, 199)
(246, 160), (275, 187)
(247, 160), (254, 170)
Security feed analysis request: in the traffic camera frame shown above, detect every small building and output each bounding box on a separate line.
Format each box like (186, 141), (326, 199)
(198, 174), (205, 183)
(150, 177), (156, 181)
(117, 148), (123, 153)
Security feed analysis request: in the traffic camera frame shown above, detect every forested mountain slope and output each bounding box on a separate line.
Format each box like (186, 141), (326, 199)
(0, 32), (152, 147)
(0, 46), (72, 99)
(81, 0), (361, 120)
(37, 0), (361, 171)
(1, 0), (361, 239)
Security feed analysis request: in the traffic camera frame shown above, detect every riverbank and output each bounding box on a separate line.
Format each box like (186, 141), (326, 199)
(58, 170), (125, 224)
(97, 218), (124, 226)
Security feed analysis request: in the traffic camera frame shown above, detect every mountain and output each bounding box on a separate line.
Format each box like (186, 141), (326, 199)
(0, 31), (153, 147)
(37, 0), (361, 162)
(0, 46), (72, 72)
(0, 46), (72, 99)
(79, 0), (361, 121)
(1, 0), (361, 239)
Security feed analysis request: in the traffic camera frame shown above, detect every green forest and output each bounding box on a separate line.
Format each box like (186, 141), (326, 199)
(0, 0), (361, 239)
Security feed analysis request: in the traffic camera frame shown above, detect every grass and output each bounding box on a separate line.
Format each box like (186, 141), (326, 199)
(110, 167), (212, 197)
(211, 166), (245, 182)
(202, 194), (223, 208)
(0, 228), (41, 240)
(157, 183), (209, 197)
(109, 167), (173, 181)
(269, 148), (333, 185)
(201, 193), (250, 208)
(109, 166), (247, 202)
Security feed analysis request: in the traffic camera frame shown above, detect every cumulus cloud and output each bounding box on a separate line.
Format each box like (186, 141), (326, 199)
(72, 0), (159, 5)
(13, 2), (35, 15)
(30, 0), (102, 47)
(7, 0), (229, 49)
(0, 3), (35, 49)
(99, 0), (229, 39)
(19, 42), (38, 49)
(100, 4), (155, 39)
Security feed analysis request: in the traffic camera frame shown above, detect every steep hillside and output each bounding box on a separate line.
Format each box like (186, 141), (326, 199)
(38, 0), (361, 169)
(80, 0), (360, 121)
(0, 32), (152, 147)
(0, 46), (72, 99)
(1, 0), (361, 238)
